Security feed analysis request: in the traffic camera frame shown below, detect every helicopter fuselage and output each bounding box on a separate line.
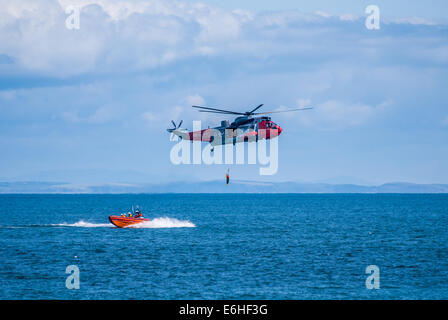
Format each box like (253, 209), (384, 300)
(168, 103), (312, 146)
(170, 117), (283, 147)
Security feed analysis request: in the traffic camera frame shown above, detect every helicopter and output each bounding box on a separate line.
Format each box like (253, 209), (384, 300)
(167, 104), (312, 149)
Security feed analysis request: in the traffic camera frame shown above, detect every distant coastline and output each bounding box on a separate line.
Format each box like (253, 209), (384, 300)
(1, 181), (448, 194)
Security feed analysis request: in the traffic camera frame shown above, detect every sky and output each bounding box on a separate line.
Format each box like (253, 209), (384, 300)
(0, 0), (447, 185)
(184, 0), (448, 21)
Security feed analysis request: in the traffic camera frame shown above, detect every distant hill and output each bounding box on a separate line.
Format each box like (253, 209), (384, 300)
(1, 181), (448, 194)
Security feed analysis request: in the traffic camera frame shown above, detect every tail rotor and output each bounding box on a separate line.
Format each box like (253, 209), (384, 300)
(167, 120), (183, 133)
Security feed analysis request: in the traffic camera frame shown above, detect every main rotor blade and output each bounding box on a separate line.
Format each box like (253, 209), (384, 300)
(248, 104), (264, 114)
(254, 107), (313, 115)
(171, 120), (176, 127)
(192, 105), (244, 115)
(198, 110), (243, 115)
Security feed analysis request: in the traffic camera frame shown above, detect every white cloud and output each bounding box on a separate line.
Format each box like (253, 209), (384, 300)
(297, 99), (311, 108)
(339, 13), (357, 21)
(0, 0), (446, 78)
(62, 104), (121, 124)
(184, 94), (205, 106)
(141, 111), (156, 122)
(391, 17), (437, 26)
(141, 94), (207, 129)
(296, 100), (378, 129)
(0, 0), (257, 76)
(315, 11), (330, 18)
(251, 98), (378, 130)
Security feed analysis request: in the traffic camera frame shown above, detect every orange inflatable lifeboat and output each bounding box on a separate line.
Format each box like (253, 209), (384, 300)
(108, 215), (149, 228)
(109, 207), (149, 228)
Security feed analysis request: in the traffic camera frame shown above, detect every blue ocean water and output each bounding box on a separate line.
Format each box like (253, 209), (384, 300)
(0, 194), (447, 300)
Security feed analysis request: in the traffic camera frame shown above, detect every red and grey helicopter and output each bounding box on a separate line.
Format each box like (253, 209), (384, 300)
(167, 104), (312, 149)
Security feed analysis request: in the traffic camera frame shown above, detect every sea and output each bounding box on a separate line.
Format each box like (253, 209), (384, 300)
(0, 194), (447, 300)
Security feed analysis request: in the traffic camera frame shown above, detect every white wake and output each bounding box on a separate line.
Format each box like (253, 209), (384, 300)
(52, 217), (195, 229)
(125, 217), (196, 228)
(52, 220), (112, 228)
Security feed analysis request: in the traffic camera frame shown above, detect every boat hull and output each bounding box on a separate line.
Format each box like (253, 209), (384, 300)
(109, 215), (149, 228)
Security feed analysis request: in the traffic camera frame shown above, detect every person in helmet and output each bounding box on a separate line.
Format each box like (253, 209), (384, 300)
(134, 208), (143, 218)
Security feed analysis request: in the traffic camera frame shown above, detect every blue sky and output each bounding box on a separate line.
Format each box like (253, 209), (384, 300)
(0, 0), (447, 184)
(185, 0), (448, 21)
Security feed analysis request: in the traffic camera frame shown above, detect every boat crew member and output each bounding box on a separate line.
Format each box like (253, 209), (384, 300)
(135, 208), (142, 218)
